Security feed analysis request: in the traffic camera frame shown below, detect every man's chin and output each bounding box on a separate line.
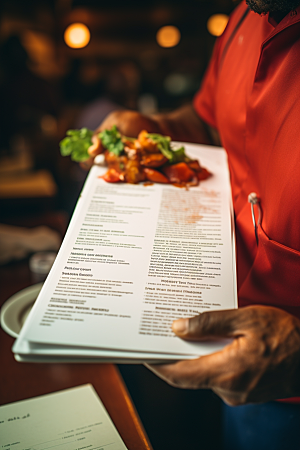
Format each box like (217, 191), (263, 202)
(246, 0), (269, 14)
(246, 0), (300, 14)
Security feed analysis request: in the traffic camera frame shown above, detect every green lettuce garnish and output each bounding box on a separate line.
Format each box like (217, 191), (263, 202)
(146, 133), (187, 164)
(98, 125), (124, 156)
(59, 128), (93, 162)
(59, 126), (187, 165)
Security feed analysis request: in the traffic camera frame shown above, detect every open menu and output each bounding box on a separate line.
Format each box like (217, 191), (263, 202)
(0, 384), (128, 449)
(13, 143), (237, 363)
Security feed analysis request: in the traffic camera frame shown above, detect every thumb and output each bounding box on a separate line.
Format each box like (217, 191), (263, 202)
(172, 309), (241, 341)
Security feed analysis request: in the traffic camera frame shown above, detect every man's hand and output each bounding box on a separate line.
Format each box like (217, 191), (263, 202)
(145, 306), (300, 406)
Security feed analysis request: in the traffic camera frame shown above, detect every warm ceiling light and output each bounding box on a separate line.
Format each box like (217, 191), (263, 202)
(207, 14), (229, 37)
(64, 23), (91, 49)
(156, 25), (181, 48)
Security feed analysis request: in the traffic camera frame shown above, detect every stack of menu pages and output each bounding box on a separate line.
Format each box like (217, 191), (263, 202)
(13, 142), (237, 363)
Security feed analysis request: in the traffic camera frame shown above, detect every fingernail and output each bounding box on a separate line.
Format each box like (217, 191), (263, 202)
(172, 318), (188, 334)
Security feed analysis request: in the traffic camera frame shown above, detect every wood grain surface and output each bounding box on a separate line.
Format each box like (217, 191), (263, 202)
(0, 257), (153, 450)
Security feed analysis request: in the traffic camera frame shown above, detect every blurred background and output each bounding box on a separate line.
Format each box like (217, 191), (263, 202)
(0, 0), (240, 218)
(0, 1), (240, 448)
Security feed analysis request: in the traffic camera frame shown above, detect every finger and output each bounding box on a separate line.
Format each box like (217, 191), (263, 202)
(80, 158), (94, 171)
(147, 359), (251, 406)
(211, 386), (246, 406)
(172, 309), (245, 341)
(145, 348), (230, 390)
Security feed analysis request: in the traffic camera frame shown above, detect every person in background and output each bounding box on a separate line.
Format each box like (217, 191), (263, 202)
(83, 0), (300, 448)
(0, 35), (60, 156)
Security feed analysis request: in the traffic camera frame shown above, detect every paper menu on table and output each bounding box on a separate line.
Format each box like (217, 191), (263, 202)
(0, 384), (128, 449)
(13, 143), (237, 361)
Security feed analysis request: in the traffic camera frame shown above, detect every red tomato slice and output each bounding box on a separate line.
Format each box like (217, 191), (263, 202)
(162, 162), (195, 183)
(197, 167), (211, 181)
(101, 168), (124, 183)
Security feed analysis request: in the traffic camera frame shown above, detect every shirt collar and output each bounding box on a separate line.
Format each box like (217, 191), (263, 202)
(268, 6), (300, 27)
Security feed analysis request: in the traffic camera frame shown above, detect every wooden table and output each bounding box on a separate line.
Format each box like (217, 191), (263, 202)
(0, 258), (153, 450)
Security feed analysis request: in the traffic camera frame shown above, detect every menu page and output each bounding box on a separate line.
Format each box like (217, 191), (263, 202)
(0, 385), (128, 449)
(13, 143), (237, 359)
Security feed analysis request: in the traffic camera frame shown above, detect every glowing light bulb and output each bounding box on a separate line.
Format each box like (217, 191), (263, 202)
(207, 14), (229, 37)
(156, 25), (181, 48)
(64, 23), (91, 49)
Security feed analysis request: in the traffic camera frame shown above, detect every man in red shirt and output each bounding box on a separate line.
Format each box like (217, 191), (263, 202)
(86, 0), (300, 447)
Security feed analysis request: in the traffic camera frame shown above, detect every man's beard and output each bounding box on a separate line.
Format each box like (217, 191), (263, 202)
(246, 0), (300, 14)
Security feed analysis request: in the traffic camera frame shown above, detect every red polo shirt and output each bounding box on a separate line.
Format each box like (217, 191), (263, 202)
(194, 2), (300, 402)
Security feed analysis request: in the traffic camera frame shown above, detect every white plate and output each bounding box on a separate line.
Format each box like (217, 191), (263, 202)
(0, 283), (43, 338)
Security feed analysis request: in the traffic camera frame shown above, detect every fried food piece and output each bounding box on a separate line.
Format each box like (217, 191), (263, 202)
(137, 130), (160, 153)
(140, 153), (168, 168)
(143, 168), (169, 184)
(105, 151), (127, 171)
(125, 160), (146, 184)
